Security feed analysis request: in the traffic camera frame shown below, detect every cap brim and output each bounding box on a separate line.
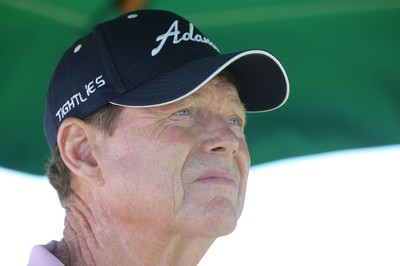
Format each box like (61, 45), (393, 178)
(110, 50), (289, 112)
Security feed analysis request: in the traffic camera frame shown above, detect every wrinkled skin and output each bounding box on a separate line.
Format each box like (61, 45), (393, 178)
(56, 75), (250, 265)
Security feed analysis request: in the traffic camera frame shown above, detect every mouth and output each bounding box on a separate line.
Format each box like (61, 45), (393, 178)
(194, 171), (238, 186)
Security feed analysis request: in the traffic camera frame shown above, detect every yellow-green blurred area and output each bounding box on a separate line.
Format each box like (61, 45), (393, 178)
(1, 0), (399, 175)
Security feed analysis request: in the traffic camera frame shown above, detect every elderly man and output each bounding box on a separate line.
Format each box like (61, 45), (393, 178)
(28, 9), (289, 265)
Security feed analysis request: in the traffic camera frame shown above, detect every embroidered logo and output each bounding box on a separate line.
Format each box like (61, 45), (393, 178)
(55, 75), (105, 122)
(151, 20), (219, 56)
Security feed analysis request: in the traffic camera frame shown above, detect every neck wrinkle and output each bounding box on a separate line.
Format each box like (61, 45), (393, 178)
(56, 189), (215, 265)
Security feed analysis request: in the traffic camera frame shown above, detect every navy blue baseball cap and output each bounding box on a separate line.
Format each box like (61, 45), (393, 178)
(44, 9), (289, 148)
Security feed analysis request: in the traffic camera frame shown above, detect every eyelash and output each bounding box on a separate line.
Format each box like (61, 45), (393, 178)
(227, 117), (241, 125)
(175, 109), (243, 126)
(175, 109), (190, 116)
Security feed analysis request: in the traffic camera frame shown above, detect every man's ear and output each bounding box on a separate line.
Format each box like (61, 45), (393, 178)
(57, 117), (103, 184)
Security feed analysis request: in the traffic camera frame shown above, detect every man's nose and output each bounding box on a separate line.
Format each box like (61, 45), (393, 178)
(200, 116), (241, 157)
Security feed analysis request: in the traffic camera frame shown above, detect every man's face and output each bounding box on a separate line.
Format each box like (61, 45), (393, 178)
(92, 75), (250, 238)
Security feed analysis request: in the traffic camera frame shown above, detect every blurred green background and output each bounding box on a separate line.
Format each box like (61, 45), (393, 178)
(1, 0), (399, 175)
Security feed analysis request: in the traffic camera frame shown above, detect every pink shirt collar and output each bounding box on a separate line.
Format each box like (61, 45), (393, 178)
(28, 240), (64, 266)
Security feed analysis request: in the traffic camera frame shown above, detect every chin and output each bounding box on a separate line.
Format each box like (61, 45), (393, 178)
(200, 197), (241, 237)
(174, 195), (243, 238)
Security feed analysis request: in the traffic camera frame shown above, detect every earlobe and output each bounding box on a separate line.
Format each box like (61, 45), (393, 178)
(57, 118), (102, 183)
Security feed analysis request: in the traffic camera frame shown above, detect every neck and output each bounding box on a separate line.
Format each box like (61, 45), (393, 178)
(55, 193), (215, 266)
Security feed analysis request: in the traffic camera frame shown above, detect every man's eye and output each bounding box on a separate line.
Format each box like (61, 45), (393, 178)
(175, 109), (190, 115)
(227, 117), (241, 125)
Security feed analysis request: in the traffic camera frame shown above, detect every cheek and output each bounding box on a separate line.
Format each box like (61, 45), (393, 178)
(234, 139), (250, 215)
(236, 138), (250, 180)
(97, 139), (179, 225)
(100, 125), (195, 214)
(161, 127), (198, 211)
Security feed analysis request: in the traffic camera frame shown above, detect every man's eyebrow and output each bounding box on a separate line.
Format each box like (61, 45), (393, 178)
(235, 100), (247, 114)
(191, 82), (247, 112)
(223, 87), (247, 113)
(232, 101), (247, 124)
